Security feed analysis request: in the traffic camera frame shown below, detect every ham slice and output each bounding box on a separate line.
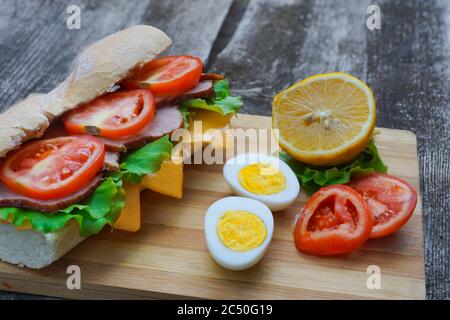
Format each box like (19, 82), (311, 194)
(44, 107), (182, 153)
(0, 90), (188, 214)
(155, 80), (214, 107)
(102, 105), (183, 152)
(0, 174), (102, 213)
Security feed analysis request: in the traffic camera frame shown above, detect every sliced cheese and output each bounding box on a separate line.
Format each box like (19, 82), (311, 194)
(141, 159), (183, 199)
(0, 112), (234, 235)
(185, 109), (234, 164)
(2, 183), (143, 233)
(189, 109), (233, 134)
(189, 109), (232, 146)
(114, 183), (141, 232)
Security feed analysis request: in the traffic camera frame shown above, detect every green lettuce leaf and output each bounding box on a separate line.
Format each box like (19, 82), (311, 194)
(179, 105), (191, 129)
(279, 140), (388, 195)
(180, 79), (243, 128)
(118, 135), (173, 184)
(0, 177), (125, 237)
(0, 134), (173, 236)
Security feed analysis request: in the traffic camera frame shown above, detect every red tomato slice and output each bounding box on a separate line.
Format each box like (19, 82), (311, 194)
(63, 89), (154, 139)
(0, 136), (105, 200)
(294, 185), (372, 256)
(348, 173), (417, 238)
(122, 56), (203, 96)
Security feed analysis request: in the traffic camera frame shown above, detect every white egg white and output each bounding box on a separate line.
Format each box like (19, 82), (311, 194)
(204, 196), (274, 271)
(223, 153), (300, 211)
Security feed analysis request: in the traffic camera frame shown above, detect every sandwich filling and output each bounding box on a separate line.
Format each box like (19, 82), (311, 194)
(0, 55), (242, 237)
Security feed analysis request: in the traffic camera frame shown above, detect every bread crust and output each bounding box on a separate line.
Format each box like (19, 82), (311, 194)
(0, 25), (172, 159)
(0, 94), (50, 158)
(0, 25), (173, 269)
(0, 220), (84, 269)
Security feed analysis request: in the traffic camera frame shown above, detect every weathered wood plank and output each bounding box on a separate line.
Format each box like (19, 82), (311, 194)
(0, 0), (448, 300)
(209, 0), (450, 299)
(209, 0), (371, 115)
(0, 0), (232, 112)
(365, 0), (450, 300)
(0, 0), (232, 300)
(140, 0), (232, 60)
(0, 117), (425, 300)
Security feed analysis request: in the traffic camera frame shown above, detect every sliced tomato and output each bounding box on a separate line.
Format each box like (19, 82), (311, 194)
(122, 55), (203, 96)
(294, 185), (372, 256)
(63, 89), (154, 139)
(0, 136), (105, 200)
(348, 173), (417, 238)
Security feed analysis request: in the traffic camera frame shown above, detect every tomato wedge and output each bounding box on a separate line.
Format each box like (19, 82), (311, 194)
(348, 173), (417, 239)
(0, 136), (105, 200)
(122, 55), (203, 96)
(294, 185), (372, 256)
(63, 89), (154, 139)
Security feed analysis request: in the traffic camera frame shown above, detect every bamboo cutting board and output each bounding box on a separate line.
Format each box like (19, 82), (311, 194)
(0, 114), (425, 300)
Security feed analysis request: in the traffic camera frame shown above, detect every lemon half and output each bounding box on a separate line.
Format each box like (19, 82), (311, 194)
(272, 72), (376, 166)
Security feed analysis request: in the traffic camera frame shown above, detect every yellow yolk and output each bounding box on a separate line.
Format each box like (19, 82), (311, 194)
(238, 163), (286, 195)
(217, 210), (267, 252)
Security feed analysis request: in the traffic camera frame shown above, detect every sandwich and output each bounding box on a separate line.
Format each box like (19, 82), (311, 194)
(0, 25), (242, 269)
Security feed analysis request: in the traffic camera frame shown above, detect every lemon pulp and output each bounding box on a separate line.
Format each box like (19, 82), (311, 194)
(272, 72), (376, 166)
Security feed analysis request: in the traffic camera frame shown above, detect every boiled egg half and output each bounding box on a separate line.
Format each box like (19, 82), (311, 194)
(204, 197), (274, 270)
(223, 153), (300, 211)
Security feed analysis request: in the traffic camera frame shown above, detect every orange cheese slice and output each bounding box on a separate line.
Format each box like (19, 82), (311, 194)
(140, 110), (233, 199)
(189, 109), (232, 147)
(141, 159), (183, 199)
(1, 110), (234, 234)
(189, 109), (233, 134)
(192, 110), (235, 160)
(114, 183), (141, 232)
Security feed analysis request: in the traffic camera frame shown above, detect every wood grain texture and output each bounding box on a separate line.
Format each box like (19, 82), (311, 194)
(0, 0), (232, 112)
(210, 0), (372, 113)
(0, 0), (232, 300)
(0, 115), (425, 300)
(365, 0), (450, 300)
(0, 0), (447, 300)
(209, 0), (449, 299)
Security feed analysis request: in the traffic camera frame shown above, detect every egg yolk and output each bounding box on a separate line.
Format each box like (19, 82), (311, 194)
(238, 162), (286, 195)
(217, 210), (267, 252)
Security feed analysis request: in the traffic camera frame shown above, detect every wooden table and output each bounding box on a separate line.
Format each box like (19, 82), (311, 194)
(0, 0), (448, 300)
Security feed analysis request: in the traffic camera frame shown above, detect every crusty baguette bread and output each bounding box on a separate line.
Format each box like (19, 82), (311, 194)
(0, 25), (172, 158)
(0, 221), (83, 269)
(47, 25), (172, 119)
(0, 25), (172, 269)
(0, 94), (50, 158)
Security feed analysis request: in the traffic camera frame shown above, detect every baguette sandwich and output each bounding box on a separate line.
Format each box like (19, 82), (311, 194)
(0, 25), (242, 268)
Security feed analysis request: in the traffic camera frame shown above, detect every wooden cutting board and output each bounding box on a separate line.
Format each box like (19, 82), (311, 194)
(0, 114), (425, 300)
